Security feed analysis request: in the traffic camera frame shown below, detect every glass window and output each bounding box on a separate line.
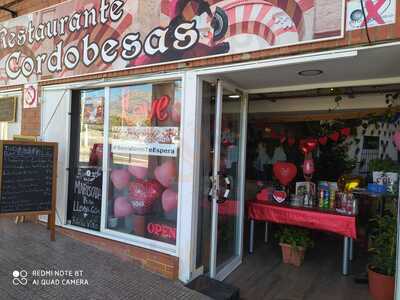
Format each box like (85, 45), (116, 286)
(107, 81), (181, 245)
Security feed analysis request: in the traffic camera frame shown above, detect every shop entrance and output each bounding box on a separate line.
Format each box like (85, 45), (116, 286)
(191, 44), (400, 299)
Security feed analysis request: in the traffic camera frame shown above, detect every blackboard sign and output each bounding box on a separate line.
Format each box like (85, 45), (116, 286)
(0, 141), (58, 241)
(71, 167), (102, 231)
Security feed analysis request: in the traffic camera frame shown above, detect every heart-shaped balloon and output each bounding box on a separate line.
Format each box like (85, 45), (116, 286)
(114, 196), (133, 218)
(154, 160), (177, 188)
(393, 131), (400, 151)
(162, 189), (178, 213)
(111, 168), (131, 190)
(319, 136), (328, 146)
(329, 131), (340, 142)
(340, 127), (351, 137)
(273, 162), (297, 186)
(299, 139), (309, 155)
(288, 137), (296, 146)
(129, 179), (163, 215)
(305, 139), (318, 152)
(128, 165), (148, 180)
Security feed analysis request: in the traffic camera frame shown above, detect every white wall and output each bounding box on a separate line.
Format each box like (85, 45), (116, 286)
(248, 93), (388, 113)
(41, 88), (71, 225)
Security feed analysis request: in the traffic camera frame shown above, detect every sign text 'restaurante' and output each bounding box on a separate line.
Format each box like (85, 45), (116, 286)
(0, 0), (198, 80)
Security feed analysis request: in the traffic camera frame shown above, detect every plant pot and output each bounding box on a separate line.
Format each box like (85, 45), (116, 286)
(368, 266), (395, 300)
(279, 243), (305, 267)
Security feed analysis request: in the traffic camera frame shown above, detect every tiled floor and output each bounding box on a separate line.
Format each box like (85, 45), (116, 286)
(0, 219), (208, 300)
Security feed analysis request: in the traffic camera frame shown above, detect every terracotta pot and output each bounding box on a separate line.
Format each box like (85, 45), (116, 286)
(280, 243), (305, 267)
(368, 267), (395, 300)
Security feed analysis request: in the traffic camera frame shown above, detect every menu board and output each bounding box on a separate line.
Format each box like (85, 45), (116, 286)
(0, 97), (17, 122)
(0, 142), (57, 213)
(71, 167), (102, 231)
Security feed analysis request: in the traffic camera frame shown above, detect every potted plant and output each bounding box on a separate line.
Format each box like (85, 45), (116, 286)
(368, 208), (397, 300)
(276, 226), (314, 267)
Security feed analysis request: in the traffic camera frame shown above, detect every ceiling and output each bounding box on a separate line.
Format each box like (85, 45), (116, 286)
(219, 43), (400, 95)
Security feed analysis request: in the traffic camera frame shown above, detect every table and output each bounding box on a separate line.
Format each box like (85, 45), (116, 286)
(248, 201), (357, 275)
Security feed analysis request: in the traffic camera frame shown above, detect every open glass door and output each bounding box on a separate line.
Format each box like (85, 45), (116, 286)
(196, 78), (247, 281)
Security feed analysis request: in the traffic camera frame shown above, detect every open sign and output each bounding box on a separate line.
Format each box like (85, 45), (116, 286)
(146, 217), (176, 244)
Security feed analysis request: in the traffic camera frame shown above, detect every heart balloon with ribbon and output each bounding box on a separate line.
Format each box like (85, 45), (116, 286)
(273, 162), (297, 186)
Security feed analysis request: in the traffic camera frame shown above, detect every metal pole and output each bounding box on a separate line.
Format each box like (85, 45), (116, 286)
(249, 219), (254, 254)
(264, 222), (269, 243)
(349, 238), (354, 262)
(342, 237), (350, 275)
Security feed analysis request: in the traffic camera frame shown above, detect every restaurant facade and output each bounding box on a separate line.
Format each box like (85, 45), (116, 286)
(0, 0), (399, 296)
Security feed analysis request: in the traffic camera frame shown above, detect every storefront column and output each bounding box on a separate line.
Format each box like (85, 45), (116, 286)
(178, 71), (200, 283)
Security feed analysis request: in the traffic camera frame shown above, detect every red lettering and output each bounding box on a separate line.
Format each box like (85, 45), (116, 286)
(156, 95), (170, 121)
(146, 222), (176, 242)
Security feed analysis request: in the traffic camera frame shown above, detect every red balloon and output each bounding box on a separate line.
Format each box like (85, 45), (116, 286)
(306, 139), (318, 152)
(318, 136), (328, 146)
(129, 179), (163, 215)
(329, 131), (340, 142)
(273, 162), (297, 186)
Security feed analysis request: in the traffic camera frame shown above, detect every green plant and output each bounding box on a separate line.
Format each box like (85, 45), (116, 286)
(276, 226), (314, 250)
(369, 159), (400, 173)
(369, 208), (397, 276)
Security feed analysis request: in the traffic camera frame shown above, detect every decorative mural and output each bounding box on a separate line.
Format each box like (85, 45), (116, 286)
(0, 0), (344, 85)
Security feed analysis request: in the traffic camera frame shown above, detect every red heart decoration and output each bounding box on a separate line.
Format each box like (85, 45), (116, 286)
(340, 127), (351, 137)
(318, 136), (328, 145)
(299, 139), (308, 154)
(273, 191), (287, 203)
(273, 162), (297, 186)
(305, 139), (318, 152)
(129, 179), (163, 215)
(329, 131), (340, 142)
(288, 137), (295, 146)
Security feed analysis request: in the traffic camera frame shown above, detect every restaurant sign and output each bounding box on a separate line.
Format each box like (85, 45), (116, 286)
(0, 0), (345, 85)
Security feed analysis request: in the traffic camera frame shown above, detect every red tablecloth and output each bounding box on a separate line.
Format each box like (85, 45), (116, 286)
(248, 201), (357, 239)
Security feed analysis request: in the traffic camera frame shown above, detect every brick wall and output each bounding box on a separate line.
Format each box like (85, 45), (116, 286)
(58, 226), (179, 279)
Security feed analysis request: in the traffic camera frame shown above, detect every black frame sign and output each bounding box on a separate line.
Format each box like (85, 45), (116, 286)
(0, 141), (58, 241)
(0, 97), (17, 122)
(70, 167), (102, 231)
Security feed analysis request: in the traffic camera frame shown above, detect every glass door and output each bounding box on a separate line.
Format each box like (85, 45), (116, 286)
(196, 78), (247, 280)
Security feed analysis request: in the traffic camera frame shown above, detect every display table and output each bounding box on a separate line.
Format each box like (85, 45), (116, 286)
(248, 201), (357, 275)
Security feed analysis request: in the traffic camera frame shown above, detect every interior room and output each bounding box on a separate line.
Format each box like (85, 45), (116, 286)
(196, 44), (400, 299)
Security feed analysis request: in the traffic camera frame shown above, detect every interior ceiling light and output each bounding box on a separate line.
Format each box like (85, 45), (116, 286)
(298, 69), (323, 77)
(229, 94), (240, 99)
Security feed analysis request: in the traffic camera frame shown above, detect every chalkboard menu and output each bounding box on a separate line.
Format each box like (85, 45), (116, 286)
(71, 167), (102, 231)
(0, 142), (56, 213)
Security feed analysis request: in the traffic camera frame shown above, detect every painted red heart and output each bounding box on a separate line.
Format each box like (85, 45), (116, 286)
(318, 136), (328, 145)
(273, 191), (287, 203)
(273, 162), (297, 186)
(340, 127), (351, 137)
(329, 131), (340, 142)
(129, 179), (163, 215)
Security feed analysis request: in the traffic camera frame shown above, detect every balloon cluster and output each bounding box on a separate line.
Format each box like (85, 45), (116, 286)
(111, 160), (178, 218)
